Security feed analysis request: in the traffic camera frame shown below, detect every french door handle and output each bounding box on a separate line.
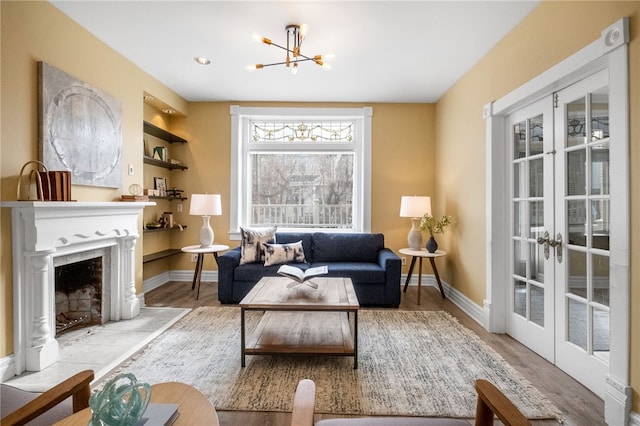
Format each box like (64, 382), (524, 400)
(536, 231), (550, 260)
(549, 233), (563, 263)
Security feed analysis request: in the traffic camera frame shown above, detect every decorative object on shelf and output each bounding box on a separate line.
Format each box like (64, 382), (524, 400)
(16, 160), (73, 201)
(145, 222), (162, 229)
(88, 373), (150, 426)
(166, 187), (184, 199)
(153, 146), (167, 161)
(38, 61), (122, 189)
(247, 24), (333, 74)
(121, 184), (149, 201)
(400, 196), (431, 250)
(162, 212), (174, 229)
(153, 177), (167, 196)
(190, 193), (222, 247)
(420, 212), (453, 253)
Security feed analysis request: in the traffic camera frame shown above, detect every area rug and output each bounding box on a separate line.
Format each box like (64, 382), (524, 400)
(109, 307), (561, 419)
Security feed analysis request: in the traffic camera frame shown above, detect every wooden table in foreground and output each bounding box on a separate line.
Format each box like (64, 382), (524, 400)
(53, 382), (219, 426)
(239, 276), (360, 368)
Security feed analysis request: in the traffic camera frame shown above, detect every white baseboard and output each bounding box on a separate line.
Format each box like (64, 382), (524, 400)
(142, 270), (219, 294)
(630, 410), (640, 425)
(0, 354), (16, 382)
(402, 273), (485, 326)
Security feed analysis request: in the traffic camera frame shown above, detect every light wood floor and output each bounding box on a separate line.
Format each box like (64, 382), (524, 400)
(144, 281), (605, 426)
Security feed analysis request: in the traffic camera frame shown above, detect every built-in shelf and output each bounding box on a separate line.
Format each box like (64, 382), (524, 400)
(143, 121), (187, 144)
(143, 156), (188, 170)
(144, 225), (187, 233)
(143, 248), (183, 264)
(149, 195), (187, 201)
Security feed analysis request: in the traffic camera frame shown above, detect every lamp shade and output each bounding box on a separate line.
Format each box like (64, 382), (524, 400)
(189, 194), (222, 216)
(399, 196), (431, 218)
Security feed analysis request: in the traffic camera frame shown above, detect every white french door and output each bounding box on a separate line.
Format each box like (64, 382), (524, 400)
(507, 98), (555, 362)
(553, 70), (610, 393)
(506, 70), (610, 396)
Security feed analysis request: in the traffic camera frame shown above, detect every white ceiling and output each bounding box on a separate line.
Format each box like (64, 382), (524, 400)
(50, 1), (539, 103)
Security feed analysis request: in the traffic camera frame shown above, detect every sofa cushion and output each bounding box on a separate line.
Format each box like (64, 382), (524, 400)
(239, 226), (277, 265)
(274, 232), (314, 261)
(314, 262), (386, 283)
(263, 241), (306, 266)
(234, 262), (312, 282)
(312, 233), (384, 263)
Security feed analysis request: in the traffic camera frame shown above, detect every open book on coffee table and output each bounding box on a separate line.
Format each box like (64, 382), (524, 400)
(277, 264), (328, 289)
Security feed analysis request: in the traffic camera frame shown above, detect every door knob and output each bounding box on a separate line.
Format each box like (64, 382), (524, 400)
(550, 233), (563, 263)
(536, 230), (550, 260)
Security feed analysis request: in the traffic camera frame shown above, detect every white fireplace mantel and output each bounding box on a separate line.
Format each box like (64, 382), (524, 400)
(1, 201), (153, 374)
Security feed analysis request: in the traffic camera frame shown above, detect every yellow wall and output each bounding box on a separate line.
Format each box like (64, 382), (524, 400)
(435, 0), (640, 411)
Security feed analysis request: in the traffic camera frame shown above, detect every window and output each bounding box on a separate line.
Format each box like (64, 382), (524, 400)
(230, 106), (372, 239)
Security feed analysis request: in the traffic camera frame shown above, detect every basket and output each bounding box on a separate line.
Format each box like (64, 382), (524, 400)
(17, 161), (72, 201)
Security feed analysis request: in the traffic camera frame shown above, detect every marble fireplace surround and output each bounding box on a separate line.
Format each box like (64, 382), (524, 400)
(1, 201), (152, 375)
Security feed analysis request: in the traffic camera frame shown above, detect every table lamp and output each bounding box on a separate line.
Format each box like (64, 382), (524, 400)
(400, 196), (431, 250)
(189, 193), (222, 247)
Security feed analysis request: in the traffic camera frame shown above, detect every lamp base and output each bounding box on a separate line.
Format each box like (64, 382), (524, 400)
(199, 215), (214, 247)
(407, 218), (422, 250)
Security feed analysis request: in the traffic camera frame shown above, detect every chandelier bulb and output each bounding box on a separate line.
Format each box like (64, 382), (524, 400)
(291, 63), (298, 75)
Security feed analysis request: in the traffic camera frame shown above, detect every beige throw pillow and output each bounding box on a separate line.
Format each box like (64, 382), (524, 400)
(239, 226), (277, 265)
(262, 241), (306, 266)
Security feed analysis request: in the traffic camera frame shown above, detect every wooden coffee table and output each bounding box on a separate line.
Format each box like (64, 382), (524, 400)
(239, 276), (360, 368)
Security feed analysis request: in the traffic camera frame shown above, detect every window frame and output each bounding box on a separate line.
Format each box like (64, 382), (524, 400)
(229, 105), (372, 240)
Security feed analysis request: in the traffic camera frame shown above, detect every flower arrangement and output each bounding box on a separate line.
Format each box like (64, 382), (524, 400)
(419, 213), (452, 237)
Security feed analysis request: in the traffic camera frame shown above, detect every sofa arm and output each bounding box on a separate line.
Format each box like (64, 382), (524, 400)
(378, 248), (402, 307)
(217, 247), (241, 303)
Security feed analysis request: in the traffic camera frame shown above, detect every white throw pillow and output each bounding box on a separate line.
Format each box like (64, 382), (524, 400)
(262, 241), (306, 266)
(239, 226), (277, 265)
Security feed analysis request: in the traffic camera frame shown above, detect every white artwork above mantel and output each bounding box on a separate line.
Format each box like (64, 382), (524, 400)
(1, 201), (154, 375)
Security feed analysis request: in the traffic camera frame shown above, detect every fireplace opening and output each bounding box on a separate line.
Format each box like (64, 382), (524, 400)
(55, 256), (104, 335)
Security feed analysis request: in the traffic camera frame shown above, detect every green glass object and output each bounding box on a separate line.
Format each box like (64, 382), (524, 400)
(89, 373), (151, 426)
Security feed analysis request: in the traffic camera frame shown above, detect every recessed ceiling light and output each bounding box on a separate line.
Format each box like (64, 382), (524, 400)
(143, 95), (154, 101)
(162, 108), (176, 115)
(194, 57), (211, 65)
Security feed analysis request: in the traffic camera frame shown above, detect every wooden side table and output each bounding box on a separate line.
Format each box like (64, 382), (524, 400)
(181, 244), (229, 299)
(399, 248), (447, 304)
(54, 381), (219, 425)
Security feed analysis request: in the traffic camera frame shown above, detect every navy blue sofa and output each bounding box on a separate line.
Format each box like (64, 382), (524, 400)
(217, 232), (401, 307)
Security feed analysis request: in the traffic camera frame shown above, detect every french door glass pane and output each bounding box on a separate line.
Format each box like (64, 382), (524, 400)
(529, 158), (543, 197)
(514, 121), (526, 159)
(590, 145), (610, 195)
(592, 253), (610, 307)
(530, 242), (544, 283)
(593, 307), (610, 358)
(529, 200), (543, 239)
(568, 199), (587, 247)
(514, 279), (527, 318)
(513, 162), (525, 198)
(530, 284), (544, 327)
(513, 201), (525, 237)
(591, 199), (610, 250)
(568, 298), (588, 350)
(567, 149), (586, 196)
(568, 249), (587, 298)
(591, 87), (609, 140)
(513, 240), (527, 277)
(529, 115), (544, 155)
(567, 97), (586, 147)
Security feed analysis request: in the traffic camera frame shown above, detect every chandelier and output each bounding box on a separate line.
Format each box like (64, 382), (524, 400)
(247, 24), (333, 74)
